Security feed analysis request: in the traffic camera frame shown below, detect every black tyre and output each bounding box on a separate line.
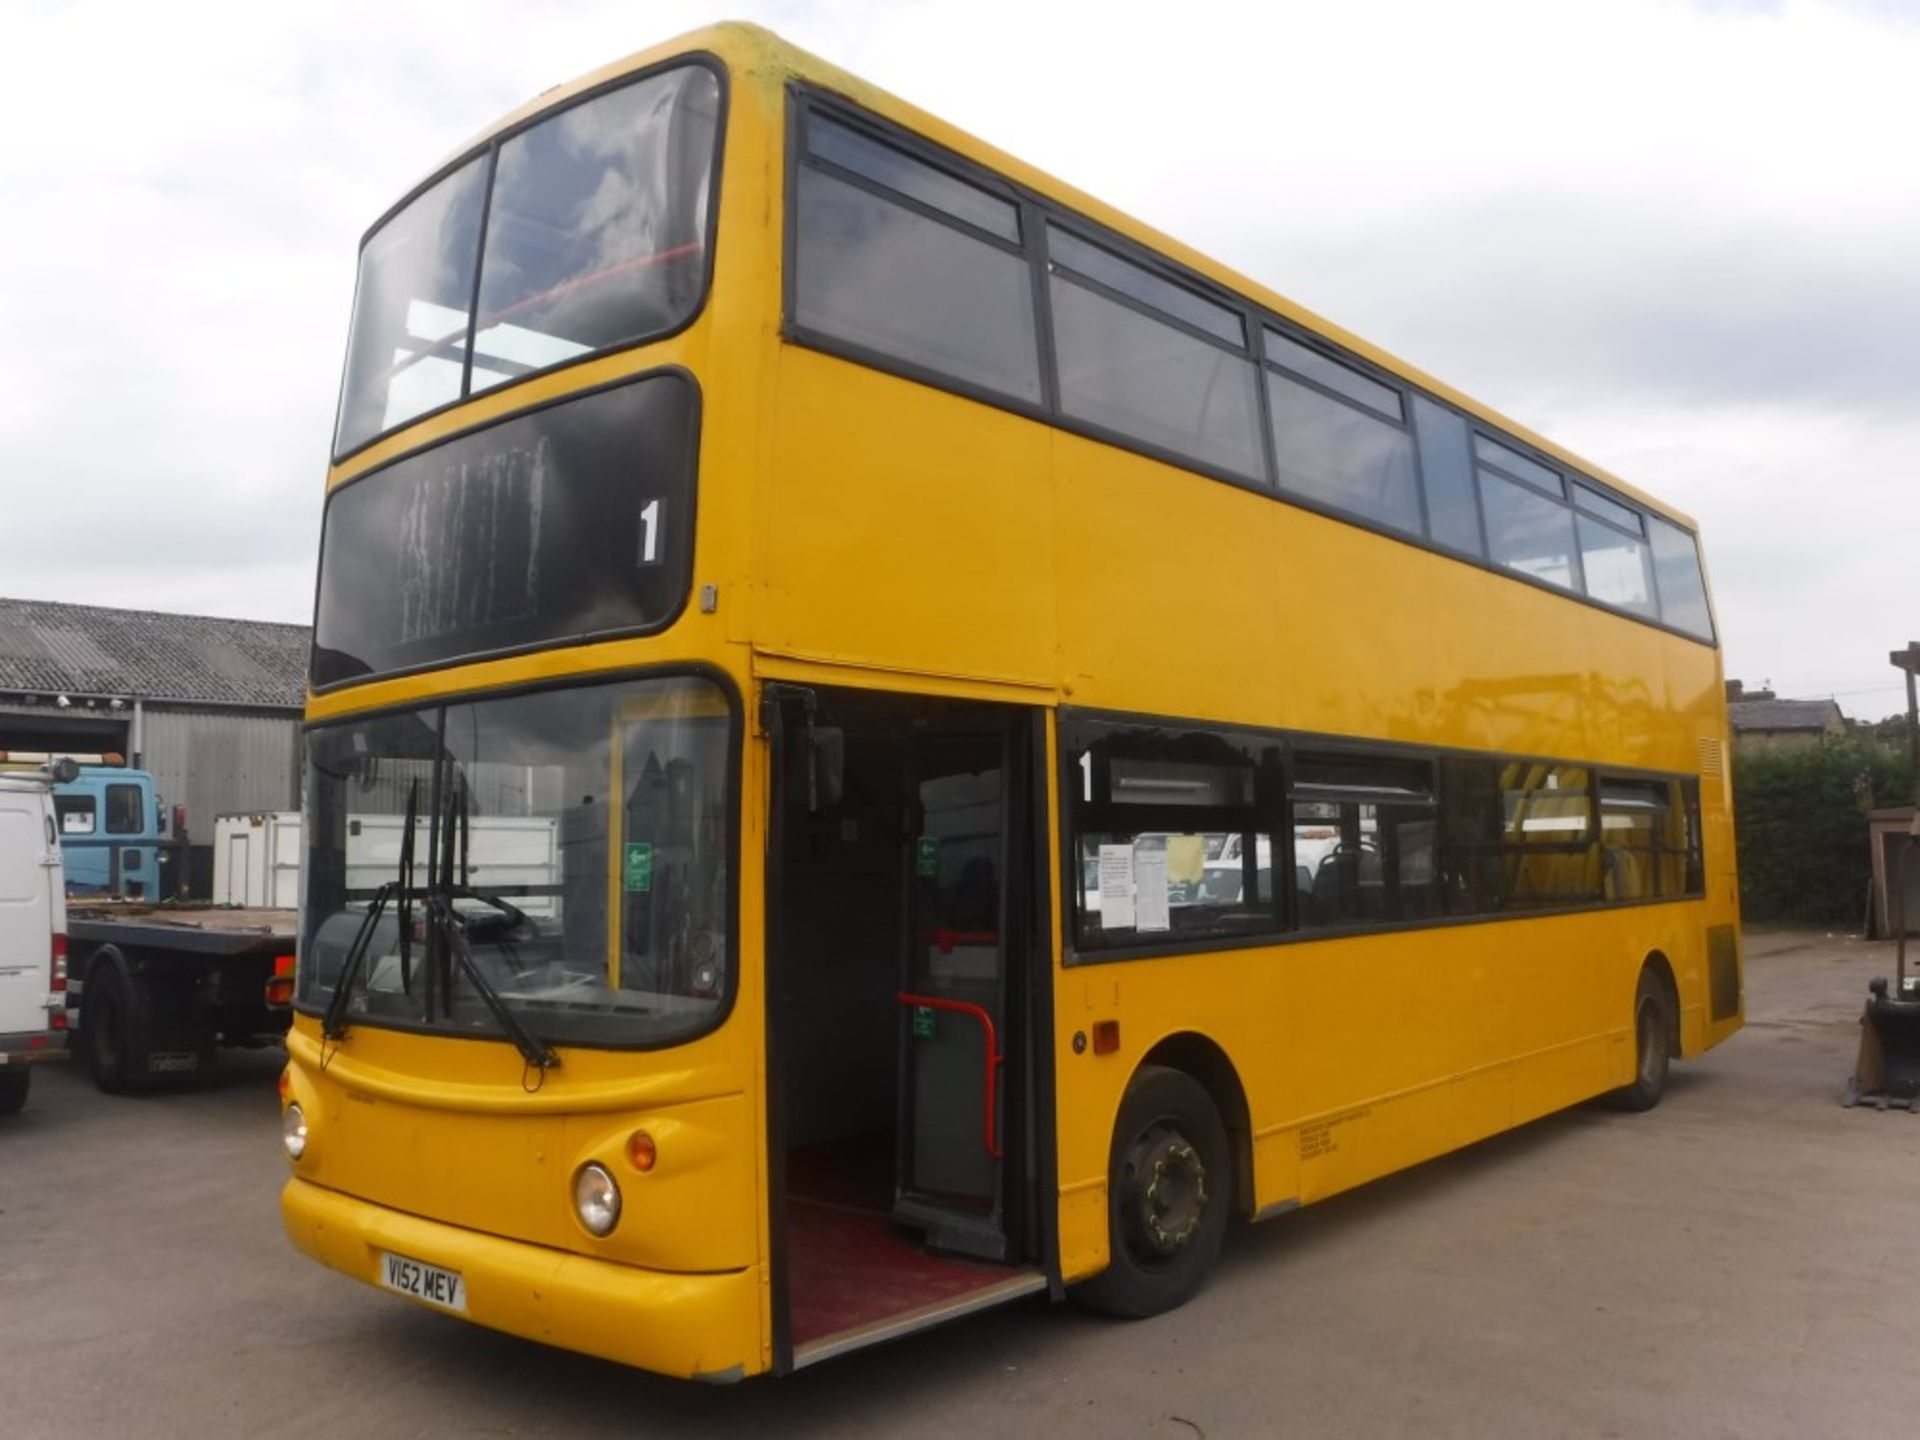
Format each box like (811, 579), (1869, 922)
(1605, 969), (1673, 1112)
(83, 961), (151, 1095)
(0, 1068), (29, 1116)
(1072, 1065), (1231, 1318)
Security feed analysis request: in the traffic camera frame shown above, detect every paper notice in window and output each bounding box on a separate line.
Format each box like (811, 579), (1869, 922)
(1135, 848), (1170, 933)
(1165, 834), (1206, 886)
(1097, 845), (1136, 930)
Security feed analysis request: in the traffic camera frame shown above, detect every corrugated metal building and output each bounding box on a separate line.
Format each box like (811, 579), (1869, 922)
(0, 596), (308, 893)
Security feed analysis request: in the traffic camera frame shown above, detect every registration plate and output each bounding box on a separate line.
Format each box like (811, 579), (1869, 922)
(379, 1251), (466, 1313)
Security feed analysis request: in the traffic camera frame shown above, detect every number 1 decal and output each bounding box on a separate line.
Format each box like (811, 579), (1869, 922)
(638, 498), (662, 565)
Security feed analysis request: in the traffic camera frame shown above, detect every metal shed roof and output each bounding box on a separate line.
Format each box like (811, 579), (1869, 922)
(1727, 697), (1845, 734)
(0, 597), (307, 709)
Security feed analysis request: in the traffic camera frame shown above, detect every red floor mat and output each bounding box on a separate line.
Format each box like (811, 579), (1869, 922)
(787, 1198), (1022, 1346)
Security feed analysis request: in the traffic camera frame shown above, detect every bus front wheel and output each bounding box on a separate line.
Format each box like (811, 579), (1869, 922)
(1606, 969), (1673, 1113)
(1072, 1065), (1230, 1318)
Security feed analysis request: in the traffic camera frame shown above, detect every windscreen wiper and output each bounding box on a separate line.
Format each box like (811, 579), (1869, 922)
(321, 780), (420, 1042)
(321, 881), (393, 1042)
(425, 891), (559, 1071)
(421, 777), (558, 1071)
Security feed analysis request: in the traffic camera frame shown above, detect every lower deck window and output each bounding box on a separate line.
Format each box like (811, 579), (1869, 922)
(1064, 707), (1708, 960)
(1290, 754), (1437, 928)
(1065, 718), (1282, 951)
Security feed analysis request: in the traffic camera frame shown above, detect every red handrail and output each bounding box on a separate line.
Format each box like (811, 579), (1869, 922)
(898, 991), (1003, 1160)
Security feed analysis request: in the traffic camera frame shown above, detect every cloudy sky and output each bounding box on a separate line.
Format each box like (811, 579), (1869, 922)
(2, 0), (1914, 715)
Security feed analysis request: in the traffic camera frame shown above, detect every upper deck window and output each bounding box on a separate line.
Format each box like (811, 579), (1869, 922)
(793, 114), (1042, 403)
(1264, 328), (1419, 535)
(783, 90), (1717, 649)
(1049, 226), (1263, 482)
(334, 62), (722, 459)
(1648, 517), (1715, 642)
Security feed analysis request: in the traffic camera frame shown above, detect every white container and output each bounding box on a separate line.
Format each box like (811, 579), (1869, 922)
(213, 811), (301, 909)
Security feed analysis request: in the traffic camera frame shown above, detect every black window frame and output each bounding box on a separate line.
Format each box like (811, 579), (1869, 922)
(292, 661), (744, 1054)
(104, 782), (146, 837)
(1059, 704), (1709, 966)
(1060, 712), (1287, 955)
(308, 365), (704, 695)
(782, 85), (1718, 650)
(330, 52), (730, 467)
(1261, 325), (1426, 538)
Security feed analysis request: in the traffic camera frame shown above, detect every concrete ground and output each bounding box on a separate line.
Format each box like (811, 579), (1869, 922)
(3, 929), (1915, 1439)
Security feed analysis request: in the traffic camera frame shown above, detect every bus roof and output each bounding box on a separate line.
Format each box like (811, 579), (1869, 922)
(416, 21), (1699, 534)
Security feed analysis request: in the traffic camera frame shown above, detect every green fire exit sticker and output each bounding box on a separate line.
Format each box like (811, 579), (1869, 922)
(623, 842), (654, 892)
(912, 1006), (936, 1040)
(915, 835), (940, 878)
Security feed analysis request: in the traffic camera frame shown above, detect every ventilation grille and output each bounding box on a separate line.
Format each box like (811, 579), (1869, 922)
(1697, 736), (1724, 777)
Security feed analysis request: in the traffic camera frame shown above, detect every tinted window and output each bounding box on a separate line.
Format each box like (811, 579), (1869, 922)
(1412, 397), (1483, 555)
(809, 114), (1019, 242)
(105, 783), (145, 836)
(1291, 754), (1436, 927)
(314, 373), (698, 688)
(1577, 514), (1656, 616)
(300, 675), (735, 1049)
(1065, 718), (1282, 951)
(1052, 228), (1244, 346)
(335, 159), (488, 453)
(1648, 516), (1714, 640)
(1481, 470), (1579, 589)
(1264, 330), (1400, 419)
(335, 63), (721, 457)
(795, 166), (1042, 402)
(1052, 277), (1264, 480)
(1599, 778), (1685, 900)
(1572, 482), (1641, 534)
(1268, 371), (1420, 535)
(1680, 777), (1705, 893)
(1441, 759), (1598, 914)
(470, 67), (721, 396)
(1474, 435), (1562, 495)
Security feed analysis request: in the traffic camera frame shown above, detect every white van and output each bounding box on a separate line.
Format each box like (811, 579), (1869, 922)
(0, 772), (69, 1113)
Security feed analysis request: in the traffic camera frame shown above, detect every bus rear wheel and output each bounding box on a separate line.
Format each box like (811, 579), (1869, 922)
(1606, 969), (1672, 1112)
(1072, 1065), (1230, 1318)
(0, 1069), (29, 1116)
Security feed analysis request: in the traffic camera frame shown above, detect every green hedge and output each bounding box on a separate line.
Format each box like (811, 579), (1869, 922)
(1733, 740), (1912, 925)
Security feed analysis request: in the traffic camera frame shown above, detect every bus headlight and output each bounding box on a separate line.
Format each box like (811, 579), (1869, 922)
(573, 1163), (621, 1236)
(282, 1103), (308, 1161)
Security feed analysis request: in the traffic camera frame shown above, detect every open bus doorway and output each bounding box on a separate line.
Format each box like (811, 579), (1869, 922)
(765, 685), (1048, 1367)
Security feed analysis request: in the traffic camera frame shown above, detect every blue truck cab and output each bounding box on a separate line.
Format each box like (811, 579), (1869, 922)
(52, 765), (168, 899)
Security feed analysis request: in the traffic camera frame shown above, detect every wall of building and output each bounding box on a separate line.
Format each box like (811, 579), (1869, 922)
(140, 706), (301, 839)
(1731, 729), (1833, 753)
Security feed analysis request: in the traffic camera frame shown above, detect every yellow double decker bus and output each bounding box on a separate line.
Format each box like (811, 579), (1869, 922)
(282, 23), (1741, 1380)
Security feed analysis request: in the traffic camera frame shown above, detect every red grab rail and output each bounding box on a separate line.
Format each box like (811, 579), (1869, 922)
(898, 991), (1003, 1160)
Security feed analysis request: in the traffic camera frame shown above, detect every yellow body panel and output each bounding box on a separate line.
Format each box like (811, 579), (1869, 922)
(289, 20), (1741, 1375)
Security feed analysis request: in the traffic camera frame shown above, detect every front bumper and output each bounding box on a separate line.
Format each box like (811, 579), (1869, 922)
(281, 1177), (763, 1380)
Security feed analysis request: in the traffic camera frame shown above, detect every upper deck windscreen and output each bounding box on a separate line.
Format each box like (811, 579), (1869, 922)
(333, 62), (721, 459)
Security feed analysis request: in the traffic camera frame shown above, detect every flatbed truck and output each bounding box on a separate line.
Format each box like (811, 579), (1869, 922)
(66, 900), (293, 1092)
